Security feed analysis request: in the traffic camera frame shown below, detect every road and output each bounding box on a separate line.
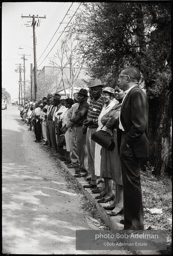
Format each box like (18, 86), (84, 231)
(2, 105), (124, 255)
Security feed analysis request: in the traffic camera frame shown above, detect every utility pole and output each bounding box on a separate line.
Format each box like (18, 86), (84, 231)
(30, 63), (33, 101)
(21, 54), (28, 103)
(21, 14), (46, 101)
(20, 67), (23, 105)
(69, 54), (74, 98)
(15, 64), (23, 105)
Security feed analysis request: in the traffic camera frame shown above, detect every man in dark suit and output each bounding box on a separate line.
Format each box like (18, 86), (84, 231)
(118, 66), (149, 230)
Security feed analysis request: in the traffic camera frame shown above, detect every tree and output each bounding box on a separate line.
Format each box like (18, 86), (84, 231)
(37, 68), (57, 99)
(71, 2), (172, 176)
(49, 35), (85, 97)
(2, 88), (11, 102)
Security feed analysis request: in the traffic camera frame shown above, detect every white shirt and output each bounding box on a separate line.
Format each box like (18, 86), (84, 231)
(47, 105), (54, 115)
(66, 103), (79, 128)
(27, 109), (33, 118)
(34, 107), (41, 116)
(54, 105), (68, 121)
(119, 85), (137, 131)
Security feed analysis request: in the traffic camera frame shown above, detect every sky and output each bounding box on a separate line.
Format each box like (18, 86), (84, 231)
(2, 2), (81, 99)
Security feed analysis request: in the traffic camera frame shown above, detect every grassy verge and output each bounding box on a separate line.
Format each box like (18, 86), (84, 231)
(141, 168), (172, 252)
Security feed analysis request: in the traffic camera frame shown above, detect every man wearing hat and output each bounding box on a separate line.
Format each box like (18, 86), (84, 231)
(33, 102), (42, 142)
(64, 93), (80, 167)
(46, 94), (54, 148)
(40, 99), (48, 145)
(68, 89), (89, 175)
(50, 93), (61, 152)
(83, 79), (105, 188)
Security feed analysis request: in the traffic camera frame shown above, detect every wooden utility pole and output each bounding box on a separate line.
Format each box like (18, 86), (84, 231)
(15, 64), (23, 105)
(21, 54), (27, 103)
(21, 14), (46, 101)
(69, 54), (73, 97)
(30, 63), (33, 101)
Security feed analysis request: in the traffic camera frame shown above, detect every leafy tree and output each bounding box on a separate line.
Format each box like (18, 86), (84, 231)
(71, 2), (172, 176)
(2, 88), (11, 102)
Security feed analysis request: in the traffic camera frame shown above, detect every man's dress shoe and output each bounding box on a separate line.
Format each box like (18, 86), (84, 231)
(83, 184), (97, 189)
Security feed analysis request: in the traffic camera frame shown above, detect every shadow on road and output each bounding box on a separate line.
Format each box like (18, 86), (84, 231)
(2, 126), (89, 254)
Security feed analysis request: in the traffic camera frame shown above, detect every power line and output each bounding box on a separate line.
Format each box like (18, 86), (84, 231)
(37, 2), (74, 63)
(38, 4), (66, 42)
(21, 15), (46, 101)
(37, 3), (82, 69)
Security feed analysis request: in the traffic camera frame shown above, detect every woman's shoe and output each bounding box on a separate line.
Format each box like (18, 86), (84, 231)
(83, 184), (97, 189)
(97, 195), (114, 203)
(95, 191), (106, 199)
(103, 204), (116, 210)
(91, 187), (103, 194)
(97, 179), (104, 185)
(67, 163), (79, 168)
(64, 160), (71, 165)
(108, 208), (124, 216)
(86, 176), (92, 181)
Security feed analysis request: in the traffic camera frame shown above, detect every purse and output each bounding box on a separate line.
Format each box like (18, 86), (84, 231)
(91, 129), (115, 151)
(58, 134), (65, 147)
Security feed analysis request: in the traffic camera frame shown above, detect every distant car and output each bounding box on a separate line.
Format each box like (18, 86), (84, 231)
(2, 101), (7, 110)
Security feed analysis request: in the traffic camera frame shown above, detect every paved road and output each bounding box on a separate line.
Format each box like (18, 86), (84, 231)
(2, 105), (123, 254)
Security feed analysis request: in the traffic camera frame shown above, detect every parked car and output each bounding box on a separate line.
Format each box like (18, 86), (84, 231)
(2, 101), (7, 110)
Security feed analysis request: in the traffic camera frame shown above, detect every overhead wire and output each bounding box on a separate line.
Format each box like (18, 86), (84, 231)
(37, 2), (82, 69)
(38, 4), (66, 46)
(39, 6), (61, 36)
(37, 2), (74, 63)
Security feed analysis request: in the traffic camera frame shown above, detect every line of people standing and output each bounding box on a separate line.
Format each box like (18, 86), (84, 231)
(20, 66), (149, 230)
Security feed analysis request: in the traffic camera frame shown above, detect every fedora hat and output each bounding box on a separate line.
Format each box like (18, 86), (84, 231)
(78, 88), (88, 97)
(54, 93), (61, 98)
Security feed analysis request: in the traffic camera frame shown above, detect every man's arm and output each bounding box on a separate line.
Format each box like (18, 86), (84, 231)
(70, 105), (88, 124)
(127, 90), (148, 145)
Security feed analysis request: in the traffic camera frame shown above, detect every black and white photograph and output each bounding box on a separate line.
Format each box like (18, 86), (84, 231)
(2, 1), (172, 255)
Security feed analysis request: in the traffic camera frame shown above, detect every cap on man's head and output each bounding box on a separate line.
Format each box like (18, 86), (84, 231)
(102, 87), (115, 95)
(47, 93), (53, 98)
(54, 93), (61, 98)
(89, 78), (105, 88)
(78, 88), (88, 97)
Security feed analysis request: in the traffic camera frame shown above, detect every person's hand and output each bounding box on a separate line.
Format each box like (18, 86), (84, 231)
(82, 125), (87, 134)
(83, 118), (93, 126)
(61, 126), (67, 134)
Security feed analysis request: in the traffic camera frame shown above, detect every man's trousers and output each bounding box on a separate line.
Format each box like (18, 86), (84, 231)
(120, 132), (144, 230)
(86, 127), (97, 184)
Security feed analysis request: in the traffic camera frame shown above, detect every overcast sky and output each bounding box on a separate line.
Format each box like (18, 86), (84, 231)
(2, 2), (81, 99)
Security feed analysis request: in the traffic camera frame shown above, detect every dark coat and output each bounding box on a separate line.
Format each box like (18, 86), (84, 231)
(119, 86), (149, 159)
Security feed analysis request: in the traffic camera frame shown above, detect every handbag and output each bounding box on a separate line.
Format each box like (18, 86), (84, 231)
(58, 134), (65, 147)
(91, 129), (115, 151)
